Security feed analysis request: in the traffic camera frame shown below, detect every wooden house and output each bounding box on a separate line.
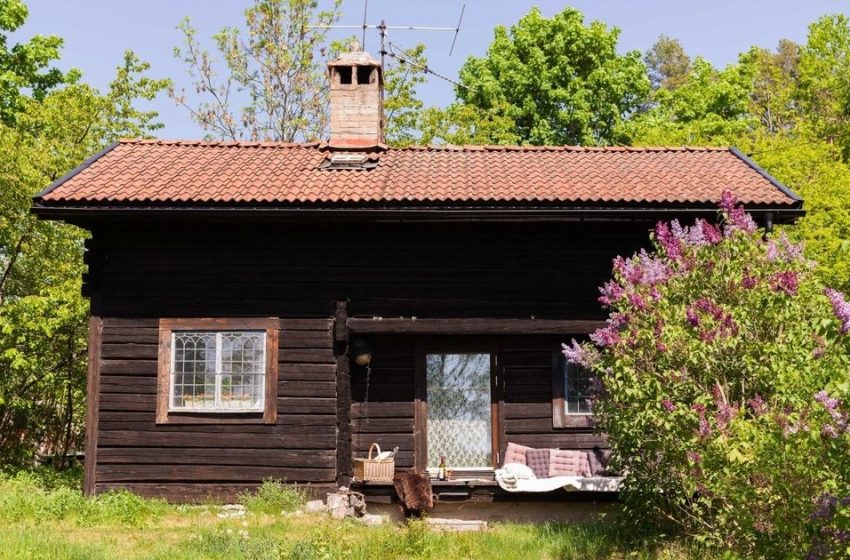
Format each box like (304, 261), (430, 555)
(32, 49), (803, 506)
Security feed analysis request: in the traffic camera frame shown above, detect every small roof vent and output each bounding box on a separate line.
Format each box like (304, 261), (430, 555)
(320, 152), (378, 170)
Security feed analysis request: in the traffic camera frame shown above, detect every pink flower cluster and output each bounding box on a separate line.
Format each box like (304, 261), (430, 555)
(815, 390), (848, 439)
(765, 231), (805, 263)
(685, 298), (739, 341)
(825, 289), (850, 334)
(720, 191), (758, 234)
(769, 271), (799, 296)
(561, 339), (599, 369)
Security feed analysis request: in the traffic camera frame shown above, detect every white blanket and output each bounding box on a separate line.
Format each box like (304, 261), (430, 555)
(495, 468), (623, 493)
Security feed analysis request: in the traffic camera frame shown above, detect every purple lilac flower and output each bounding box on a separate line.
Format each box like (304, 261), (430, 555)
(692, 404), (711, 438)
(766, 232), (805, 263)
(636, 250), (672, 285)
(769, 271), (799, 296)
(719, 190), (758, 234)
(686, 308), (700, 327)
(590, 326), (620, 348)
(821, 424), (839, 439)
(662, 399), (676, 412)
(701, 221), (723, 244)
(561, 339), (598, 369)
(825, 288), (850, 334)
(815, 390), (839, 412)
(742, 273), (758, 289)
(686, 450), (702, 464)
(715, 403), (737, 432)
(598, 280), (625, 306)
(655, 222), (682, 260)
(748, 394), (768, 417)
(684, 219), (709, 247)
(627, 292), (647, 310)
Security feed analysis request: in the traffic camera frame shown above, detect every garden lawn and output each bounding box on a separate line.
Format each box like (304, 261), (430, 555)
(0, 471), (718, 560)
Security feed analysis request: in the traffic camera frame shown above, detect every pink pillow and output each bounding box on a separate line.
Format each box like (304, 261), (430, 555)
(525, 448), (551, 478)
(503, 442), (532, 466)
(548, 449), (592, 477)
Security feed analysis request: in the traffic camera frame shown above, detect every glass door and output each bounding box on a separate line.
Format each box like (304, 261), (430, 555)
(425, 353), (493, 468)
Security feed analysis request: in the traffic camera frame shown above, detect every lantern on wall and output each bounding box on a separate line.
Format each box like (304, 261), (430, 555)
(350, 338), (373, 367)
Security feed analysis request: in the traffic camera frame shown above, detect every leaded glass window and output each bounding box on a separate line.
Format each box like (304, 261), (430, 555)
(170, 331), (265, 412)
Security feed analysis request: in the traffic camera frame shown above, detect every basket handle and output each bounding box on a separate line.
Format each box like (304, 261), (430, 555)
(368, 442), (381, 460)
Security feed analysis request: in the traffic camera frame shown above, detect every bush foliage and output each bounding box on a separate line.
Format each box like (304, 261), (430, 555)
(566, 193), (850, 558)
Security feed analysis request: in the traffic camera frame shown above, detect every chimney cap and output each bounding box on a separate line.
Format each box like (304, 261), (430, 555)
(328, 43), (381, 68)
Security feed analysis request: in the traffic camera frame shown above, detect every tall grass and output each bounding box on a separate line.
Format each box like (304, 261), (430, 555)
(0, 469), (720, 559)
(239, 478), (309, 515)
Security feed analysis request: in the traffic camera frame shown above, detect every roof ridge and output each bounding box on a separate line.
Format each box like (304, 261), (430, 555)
(117, 138), (732, 153)
(118, 138), (321, 149)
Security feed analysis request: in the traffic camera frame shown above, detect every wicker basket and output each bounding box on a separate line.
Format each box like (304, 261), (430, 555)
(353, 443), (395, 482)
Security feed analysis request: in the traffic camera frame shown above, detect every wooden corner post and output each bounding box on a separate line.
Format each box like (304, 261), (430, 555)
(83, 315), (103, 496)
(334, 301), (352, 486)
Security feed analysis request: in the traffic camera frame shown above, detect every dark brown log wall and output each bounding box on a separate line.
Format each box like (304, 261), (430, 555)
(94, 317), (337, 501)
(86, 220), (651, 499)
(87, 221), (652, 320)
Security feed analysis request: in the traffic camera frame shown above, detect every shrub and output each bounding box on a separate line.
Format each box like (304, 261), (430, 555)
(566, 193), (850, 558)
(239, 478), (308, 515)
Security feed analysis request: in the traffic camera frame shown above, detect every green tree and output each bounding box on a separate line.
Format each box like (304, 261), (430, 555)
(797, 13), (850, 160)
(0, 3), (168, 465)
(382, 43), (428, 147)
(171, 0), (343, 142)
(0, 0), (76, 125)
(623, 56), (757, 145)
(440, 7), (649, 146)
(645, 34), (691, 92)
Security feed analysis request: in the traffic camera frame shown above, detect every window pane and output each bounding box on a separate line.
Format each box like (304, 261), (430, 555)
(220, 332), (264, 410)
(564, 359), (594, 414)
(170, 331), (265, 411)
(427, 353), (492, 468)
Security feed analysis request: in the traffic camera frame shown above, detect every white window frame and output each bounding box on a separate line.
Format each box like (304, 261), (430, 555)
(168, 330), (266, 413)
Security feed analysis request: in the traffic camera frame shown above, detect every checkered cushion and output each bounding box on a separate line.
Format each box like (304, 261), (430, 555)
(525, 448), (551, 478)
(587, 447), (612, 475)
(548, 449), (591, 477)
(502, 442), (532, 467)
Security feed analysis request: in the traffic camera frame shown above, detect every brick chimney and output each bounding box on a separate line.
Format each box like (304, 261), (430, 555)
(328, 44), (383, 148)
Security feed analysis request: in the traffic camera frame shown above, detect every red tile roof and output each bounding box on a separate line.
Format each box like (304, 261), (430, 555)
(35, 139), (800, 208)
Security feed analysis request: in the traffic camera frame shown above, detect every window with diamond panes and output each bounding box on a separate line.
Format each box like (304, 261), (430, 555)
(171, 331), (265, 412)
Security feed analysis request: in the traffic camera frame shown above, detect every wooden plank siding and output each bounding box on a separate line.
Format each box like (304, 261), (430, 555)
(93, 317), (338, 501)
(85, 220), (652, 500)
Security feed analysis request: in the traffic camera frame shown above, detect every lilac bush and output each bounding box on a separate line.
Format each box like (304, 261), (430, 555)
(568, 192), (850, 558)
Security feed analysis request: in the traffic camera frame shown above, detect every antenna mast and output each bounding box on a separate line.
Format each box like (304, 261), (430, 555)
(311, 2), (466, 65)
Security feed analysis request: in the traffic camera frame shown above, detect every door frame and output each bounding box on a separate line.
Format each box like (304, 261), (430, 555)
(413, 337), (505, 473)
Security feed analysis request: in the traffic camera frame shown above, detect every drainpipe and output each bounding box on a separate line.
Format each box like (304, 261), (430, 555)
(763, 211), (774, 239)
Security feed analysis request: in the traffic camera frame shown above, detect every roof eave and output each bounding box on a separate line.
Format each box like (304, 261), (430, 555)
(31, 201), (805, 228)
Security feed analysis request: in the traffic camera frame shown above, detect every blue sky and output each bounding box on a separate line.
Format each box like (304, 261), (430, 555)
(11, 0), (849, 138)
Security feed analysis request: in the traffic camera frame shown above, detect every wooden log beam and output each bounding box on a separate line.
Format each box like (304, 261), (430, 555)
(346, 318), (605, 335)
(335, 301), (352, 486)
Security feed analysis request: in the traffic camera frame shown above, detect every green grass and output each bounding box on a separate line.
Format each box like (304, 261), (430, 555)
(0, 472), (718, 560)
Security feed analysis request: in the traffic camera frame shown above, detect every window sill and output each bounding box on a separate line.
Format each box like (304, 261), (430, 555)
(553, 413), (595, 429)
(157, 412), (271, 425)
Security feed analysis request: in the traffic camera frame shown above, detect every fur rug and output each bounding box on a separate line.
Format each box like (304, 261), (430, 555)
(392, 472), (434, 517)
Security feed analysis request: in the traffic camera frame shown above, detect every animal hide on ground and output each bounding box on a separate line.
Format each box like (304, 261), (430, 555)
(392, 472), (434, 517)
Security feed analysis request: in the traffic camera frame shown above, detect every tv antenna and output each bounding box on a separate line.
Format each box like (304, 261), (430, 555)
(311, 2), (466, 81)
